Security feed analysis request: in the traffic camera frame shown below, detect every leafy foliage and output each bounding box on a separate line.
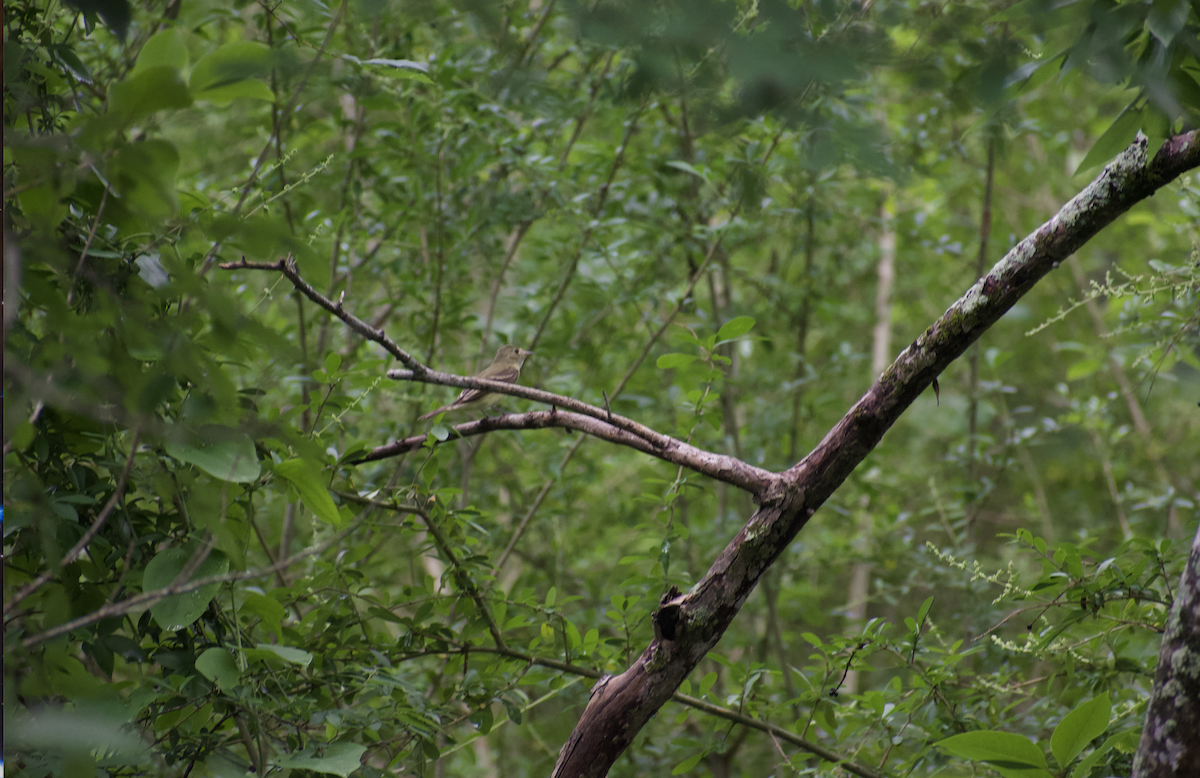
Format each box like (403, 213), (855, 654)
(4, 1), (1198, 777)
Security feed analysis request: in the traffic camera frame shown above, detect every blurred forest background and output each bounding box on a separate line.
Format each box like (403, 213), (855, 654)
(4, 0), (1199, 776)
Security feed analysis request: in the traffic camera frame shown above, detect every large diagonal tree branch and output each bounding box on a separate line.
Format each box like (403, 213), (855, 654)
(384, 366), (677, 449)
(550, 131), (1200, 778)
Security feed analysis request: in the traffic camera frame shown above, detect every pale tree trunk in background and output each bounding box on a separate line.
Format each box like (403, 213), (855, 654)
(870, 198), (897, 389)
(843, 195), (895, 693)
(1133, 520), (1200, 776)
(473, 737), (499, 778)
(965, 138), (995, 542)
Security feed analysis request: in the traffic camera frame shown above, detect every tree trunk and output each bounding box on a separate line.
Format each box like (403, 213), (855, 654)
(844, 193), (896, 694)
(1133, 520), (1200, 777)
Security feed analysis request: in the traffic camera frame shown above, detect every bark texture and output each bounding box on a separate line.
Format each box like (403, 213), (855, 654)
(551, 131), (1200, 778)
(1133, 521), (1200, 777)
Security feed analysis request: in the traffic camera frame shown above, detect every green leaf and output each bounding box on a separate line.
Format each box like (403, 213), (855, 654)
(1052, 694), (1111, 767)
(64, 0), (131, 40)
(1070, 730), (1138, 778)
(240, 592), (285, 638)
(364, 57), (435, 84)
(471, 705), (495, 734)
(109, 140), (181, 221)
(1170, 68), (1200, 113)
(699, 671), (717, 696)
(247, 643), (313, 667)
(937, 731), (1049, 776)
(144, 546), (230, 630)
(274, 458), (341, 526)
(205, 211), (322, 278)
(16, 184), (69, 233)
(361, 57), (428, 72)
(565, 619), (582, 650)
(190, 41), (272, 94)
(916, 596), (934, 623)
(48, 44), (93, 83)
(192, 78), (274, 105)
(165, 425), (261, 484)
(274, 743), (366, 777)
(1076, 106), (1143, 174)
(545, 586), (557, 608)
(1148, 0), (1191, 46)
(716, 316), (756, 341)
(1066, 358), (1102, 381)
(195, 648), (240, 690)
(986, 348), (1014, 370)
(8, 704), (145, 756)
(665, 160), (708, 181)
(502, 696), (523, 725)
(108, 65), (193, 124)
(132, 28), (188, 75)
(672, 752), (704, 774)
(657, 353), (697, 369)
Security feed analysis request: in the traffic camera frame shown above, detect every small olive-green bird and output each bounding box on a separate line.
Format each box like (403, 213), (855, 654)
(417, 345), (533, 421)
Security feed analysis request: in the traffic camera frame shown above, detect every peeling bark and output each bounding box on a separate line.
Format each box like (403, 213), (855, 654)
(1133, 521), (1200, 778)
(550, 131), (1200, 778)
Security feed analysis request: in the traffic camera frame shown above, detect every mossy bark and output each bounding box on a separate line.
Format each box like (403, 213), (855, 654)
(1133, 521), (1200, 778)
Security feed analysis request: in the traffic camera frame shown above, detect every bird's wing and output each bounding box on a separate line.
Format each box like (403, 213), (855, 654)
(481, 365), (521, 384)
(419, 366), (521, 420)
(451, 364), (519, 405)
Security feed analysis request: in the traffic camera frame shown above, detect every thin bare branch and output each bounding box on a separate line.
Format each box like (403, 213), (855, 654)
(219, 256), (423, 370)
(386, 368), (673, 451)
(530, 98), (648, 351)
(353, 409), (774, 494)
(198, 0), (349, 276)
(449, 645), (883, 778)
(6, 427), (141, 615)
(21, 517), (366, 648)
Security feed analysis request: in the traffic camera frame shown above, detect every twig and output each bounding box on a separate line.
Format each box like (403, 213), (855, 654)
(6, 427), (141, 615)
(486, 119), (794, 586)
(489, 450), (574, 580)
(21, 517), (366, 648)
(222, 255), (712, 459)
(411, 503), (508, 649)
(353, 409), (774, 494)
(477, 49), (616, 367)
(220, 256), (423, 370)
(530, 98), (648, 351)
(445, 644), (884, 778)
(388, 368), (675, 450)
(66, 178), (109, 306)
(197, 0), (348, 276)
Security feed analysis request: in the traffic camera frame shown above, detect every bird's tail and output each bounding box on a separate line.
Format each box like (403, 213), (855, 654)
(417, 406), (450, 422)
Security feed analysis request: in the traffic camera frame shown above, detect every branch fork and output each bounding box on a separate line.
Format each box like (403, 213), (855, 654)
(220, 255), (776, 495)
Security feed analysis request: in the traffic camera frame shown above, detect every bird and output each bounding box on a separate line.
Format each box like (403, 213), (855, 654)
(417, 345), (533, 421)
